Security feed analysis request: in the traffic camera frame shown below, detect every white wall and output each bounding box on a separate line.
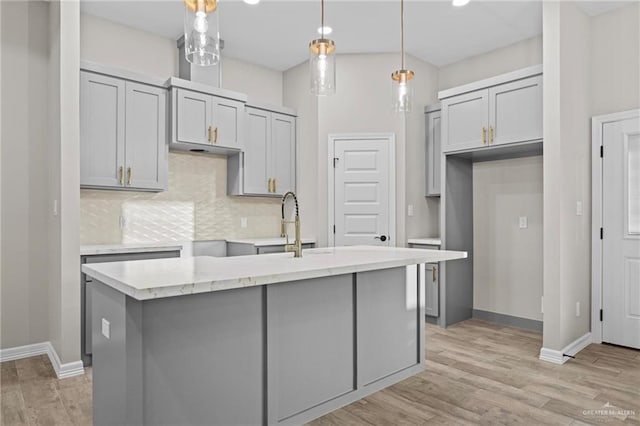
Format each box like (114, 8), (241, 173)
(542, 1), (591, 351)
(438, 36), (542, 91)
(473, 157), (543, 321)
(590, 2), (640, 116)
(405, 55), (440, 239)
(283, 61), (319, 240)
(1, 0), (51, 350)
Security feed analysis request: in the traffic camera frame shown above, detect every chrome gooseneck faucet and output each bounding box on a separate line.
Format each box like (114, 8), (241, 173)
(281, 191), (302, 258)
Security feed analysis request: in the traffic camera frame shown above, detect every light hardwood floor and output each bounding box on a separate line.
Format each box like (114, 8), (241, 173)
(1, 319), (639, 425)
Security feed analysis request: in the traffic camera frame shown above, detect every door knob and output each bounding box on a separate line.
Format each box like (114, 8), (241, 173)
(375, 235), (388, 242)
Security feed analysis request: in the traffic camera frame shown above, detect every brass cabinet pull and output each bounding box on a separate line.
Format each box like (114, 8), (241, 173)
(489, 125), (494, 144)
(432, 266), (436, 282)
(127, 167), (132, 186)
(268, 178), (272, 192)
(214, 127), (219, 144)
(273, 178), (276, 193)
(208, 126), (213, 143)
(482, 127), (487, 145)
(119, 166), (124, 185)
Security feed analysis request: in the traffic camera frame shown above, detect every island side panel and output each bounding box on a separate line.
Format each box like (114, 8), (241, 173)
(357, 265), (422, 387)
(92, 281), (143, 426)
(142, 287), (264, 426)
(266, 274), (355, 424)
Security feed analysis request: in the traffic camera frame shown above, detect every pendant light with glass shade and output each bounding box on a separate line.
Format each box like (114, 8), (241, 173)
(309, 0), (336, 95)
(391, 0), (414, 112)
(184, 0), (220, 66)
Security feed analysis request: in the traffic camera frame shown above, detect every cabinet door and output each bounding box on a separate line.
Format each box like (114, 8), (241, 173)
(213, 97), (244, 149)
(488, 75), (543, 146)
(425, 110), (441, 197)
(124, 82), (167, 191)
(80, 72), (125, 187)
(243, 108), (271, 195)
(425, 264), (439, 317)
(441, 89), (489, 152)
(270, 113), (296, 195)
(176, 89), (212, 145)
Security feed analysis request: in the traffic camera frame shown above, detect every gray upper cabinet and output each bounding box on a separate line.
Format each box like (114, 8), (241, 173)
(174, 88), (243, 150)
(441, 90), (488, 152)
(440, 67), (543, 154)
(80, 68), (167, 191)
(488, 75), (543, 146)
(242, 107), (270, 195)
(228, 106), (296, 197)
(176, 89), (212, 145)
(124, 82), (167, 191)
(168, 78), (247, 154)
(80, 72), (125, 188)
(271, 112), (296, 196)
(425, 106), (441, 197)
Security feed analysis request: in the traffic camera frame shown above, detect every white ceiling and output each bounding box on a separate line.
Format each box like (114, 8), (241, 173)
(80, 0), (634, 71)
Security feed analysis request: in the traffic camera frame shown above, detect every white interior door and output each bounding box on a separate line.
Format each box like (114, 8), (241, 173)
(603, 116), (640, 349)
(331, 135), (394, 247)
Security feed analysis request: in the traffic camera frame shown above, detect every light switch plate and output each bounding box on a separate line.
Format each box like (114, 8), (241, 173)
(101, 318), (110, 339)
(576, 201), (583, 216)
(240, 217), (248, 228)
(407, 205), (414, 217)
(519, 216), (528, 229)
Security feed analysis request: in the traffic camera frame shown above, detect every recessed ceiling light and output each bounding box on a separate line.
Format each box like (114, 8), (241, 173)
(317, 26), (333, 35)
(243, 0), (260, 5)
(452, 0), (470, 6)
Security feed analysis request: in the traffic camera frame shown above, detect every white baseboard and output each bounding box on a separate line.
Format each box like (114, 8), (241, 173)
(0, 342), (84, 379)
(539, 332), (592, 365)
(0, 342), (50, 362)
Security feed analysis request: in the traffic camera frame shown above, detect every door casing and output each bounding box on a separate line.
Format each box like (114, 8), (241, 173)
(591, 109), (640, 344)
(327, 133), (396, 247)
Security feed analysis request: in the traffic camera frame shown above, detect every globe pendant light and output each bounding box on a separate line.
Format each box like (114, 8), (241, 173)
(184, 0), (220, 66)
(391, 0), (414, 112)
(309, 0), (336, 95)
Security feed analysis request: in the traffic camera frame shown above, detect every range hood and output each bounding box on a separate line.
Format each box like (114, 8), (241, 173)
(176, 36), (224, 88)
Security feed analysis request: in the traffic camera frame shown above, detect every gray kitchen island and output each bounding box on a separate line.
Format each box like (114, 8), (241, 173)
(82, 245), (466, 426)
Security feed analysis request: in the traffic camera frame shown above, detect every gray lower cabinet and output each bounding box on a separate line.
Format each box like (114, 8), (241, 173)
(80, 70), (167, 191)
(226, 242), (314, 256)
(228, 106), (296, 197)
(408, 243), (440, 318)
(425, 105), (441, 197)
(80, 250), (180, 365)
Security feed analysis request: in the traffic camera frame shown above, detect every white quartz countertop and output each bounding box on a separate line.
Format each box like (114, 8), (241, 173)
(225, 237), (316, 246)
(80, 243), (185, 256)
(407, 238), (442, 246)
(82, 246), (466, 301)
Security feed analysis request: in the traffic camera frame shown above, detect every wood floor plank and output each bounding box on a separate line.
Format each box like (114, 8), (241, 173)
(1, 319), (638, 426)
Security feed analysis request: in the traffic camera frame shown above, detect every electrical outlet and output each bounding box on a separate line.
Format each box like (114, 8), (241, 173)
(240, 217), (248, 228)
(576, 201), (583, 216)
(519, 216), (528, 229)
(101, 318), (110, 339)
(541, 296), (544, 314)
(52, 200), (58, 216)
(576, 301), (581, 317)
(407, 205), (414, 217)
(119, 215), (127, 230)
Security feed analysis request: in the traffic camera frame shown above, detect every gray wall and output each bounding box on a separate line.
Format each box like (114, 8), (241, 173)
(1, 0), (51, 349)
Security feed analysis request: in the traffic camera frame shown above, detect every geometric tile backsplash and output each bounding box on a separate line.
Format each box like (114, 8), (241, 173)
(80, 151), (281, 244)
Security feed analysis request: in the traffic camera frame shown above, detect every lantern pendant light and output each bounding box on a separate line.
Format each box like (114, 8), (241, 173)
(309, 0), (336, 95)
(391, 0), (414, 112)
(184, 0), (221, 66)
